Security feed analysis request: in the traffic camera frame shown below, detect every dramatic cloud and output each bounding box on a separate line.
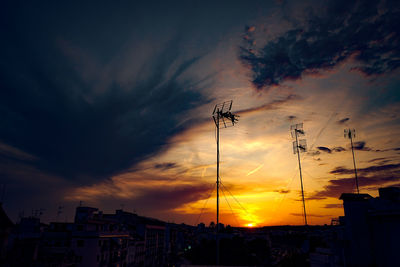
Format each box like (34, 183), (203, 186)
(317, 146), (332, 153)
(240, 0), (400, 90)
(0, 29), (208, 185)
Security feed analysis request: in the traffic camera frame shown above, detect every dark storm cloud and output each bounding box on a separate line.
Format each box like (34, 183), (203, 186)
(240, 0), (400, 90)
(0, 50), (206, 184)
(337, 118), (350, 124)
(317, 146), (332, 153)
(0, 1), (210, 186)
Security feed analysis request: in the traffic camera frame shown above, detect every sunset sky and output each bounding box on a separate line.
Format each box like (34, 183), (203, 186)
(1, 0), (400, 226)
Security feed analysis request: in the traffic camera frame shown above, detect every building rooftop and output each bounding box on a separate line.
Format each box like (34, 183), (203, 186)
(339, 193), (372, 201)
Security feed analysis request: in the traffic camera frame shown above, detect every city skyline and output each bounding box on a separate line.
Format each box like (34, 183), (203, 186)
(1, 0), (400, 227)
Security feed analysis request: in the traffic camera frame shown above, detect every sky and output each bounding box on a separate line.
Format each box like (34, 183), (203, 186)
(1, 0), (400, 227)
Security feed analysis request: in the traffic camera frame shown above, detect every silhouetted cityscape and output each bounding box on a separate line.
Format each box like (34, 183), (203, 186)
(1, 0), (400, 266)
(1, 186), (399, 266)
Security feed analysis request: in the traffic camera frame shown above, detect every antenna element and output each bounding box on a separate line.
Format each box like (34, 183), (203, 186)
(291, 123), (308, 226)
(212, 100), (239, 265)
(344, 128), (359, 194)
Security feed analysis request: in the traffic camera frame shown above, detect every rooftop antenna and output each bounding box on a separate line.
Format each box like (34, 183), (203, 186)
(291, 123), (308, 226)
(344, 129), (359, 194)
(212, 100), (239, 265)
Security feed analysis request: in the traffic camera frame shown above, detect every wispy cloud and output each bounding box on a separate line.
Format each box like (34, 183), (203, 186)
(274, 189), (291, 194)
(290, 213), (330, 218)
(324, 204), (343, 209)
(317, 146), (332, 154)
(0, 142), (38, 162)
(337, 118), (350, 124)
(154, 162), (179, 170)
(246, 164), (264, 176)
(332, 147), (346, 152)
(236, 94), (300, 115)
(330, 163), (400, 175)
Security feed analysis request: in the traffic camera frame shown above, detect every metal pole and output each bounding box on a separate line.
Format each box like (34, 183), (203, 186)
(295, 130), (307, 226)
(350, 133), (359, 194)
(216, 112), (220, 265)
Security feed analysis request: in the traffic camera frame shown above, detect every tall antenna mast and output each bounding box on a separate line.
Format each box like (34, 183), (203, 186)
(344, 129), (359, 194)
(212, 100), (239, 265)
(291, 123), (308, 226)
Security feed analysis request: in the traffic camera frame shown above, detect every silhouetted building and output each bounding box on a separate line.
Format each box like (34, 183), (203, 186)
(72, 207), (131, 266)
(41, 222), (80, 266)
(8, 216), (44, 266)
(340, 186), (400, 267)
(0, 203), (13, 262)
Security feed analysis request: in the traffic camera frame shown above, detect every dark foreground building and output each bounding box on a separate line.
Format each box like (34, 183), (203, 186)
(339, 187), (400, 267)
